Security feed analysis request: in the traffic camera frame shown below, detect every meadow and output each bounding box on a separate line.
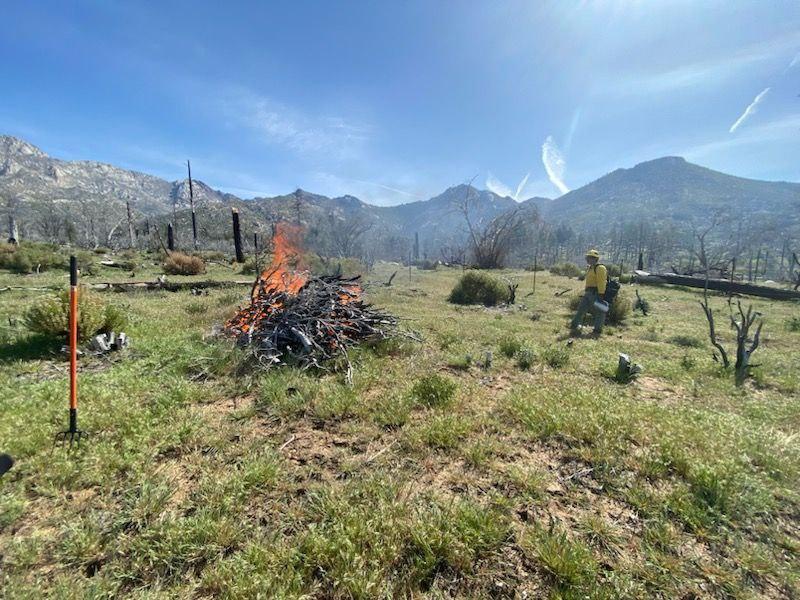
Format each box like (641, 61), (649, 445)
(0, 257), (798, 598)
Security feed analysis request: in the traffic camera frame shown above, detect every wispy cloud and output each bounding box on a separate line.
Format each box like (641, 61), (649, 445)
(486, 172), (531, 200)
(542, 136), (569, 196)
(604, 33), (800, 96)
(788, 51), (800, 70)
(486, 172), (514, 198)
(729, 87), (771, 133)
(217, 88), (370, 160)
(564, 108), (581, 153)
(684, 113), (800, 159)
(514, 173), (530, 200)
(312, 172), (426, 206)
(343, 177), (422, 199)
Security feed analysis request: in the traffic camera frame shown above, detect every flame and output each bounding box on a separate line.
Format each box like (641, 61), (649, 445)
(339, 283), (360, 304)
(225, 221), (365, 342)
(253, 223), (308, 298)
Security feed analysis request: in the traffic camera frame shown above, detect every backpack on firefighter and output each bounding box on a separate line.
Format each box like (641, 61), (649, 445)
(594, 264), (621, 305)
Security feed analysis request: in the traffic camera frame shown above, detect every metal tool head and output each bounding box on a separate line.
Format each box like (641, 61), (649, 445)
(54, 428), (87, 448)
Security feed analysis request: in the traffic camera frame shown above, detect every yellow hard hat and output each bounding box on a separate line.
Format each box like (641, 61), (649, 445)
(586, 249), (600, 259)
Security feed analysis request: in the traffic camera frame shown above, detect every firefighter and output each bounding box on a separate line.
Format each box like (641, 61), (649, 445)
(570, 249), (607, 336)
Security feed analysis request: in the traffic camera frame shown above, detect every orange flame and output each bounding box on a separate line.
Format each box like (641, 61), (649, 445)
(254, 222), (308, 298)
(225, 221), (365, 339)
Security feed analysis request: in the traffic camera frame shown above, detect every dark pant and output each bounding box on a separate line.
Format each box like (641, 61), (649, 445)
(570, 289), (606, 333)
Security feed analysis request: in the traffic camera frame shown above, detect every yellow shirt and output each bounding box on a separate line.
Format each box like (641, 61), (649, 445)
(585, 264), (607, 295)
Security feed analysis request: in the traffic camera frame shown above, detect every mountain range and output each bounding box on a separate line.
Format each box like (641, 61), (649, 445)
(2, 134), (798, 256)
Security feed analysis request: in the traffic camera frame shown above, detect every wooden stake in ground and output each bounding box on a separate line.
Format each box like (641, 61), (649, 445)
(232, 208), (244, 263)
(187, 160), (198, 250)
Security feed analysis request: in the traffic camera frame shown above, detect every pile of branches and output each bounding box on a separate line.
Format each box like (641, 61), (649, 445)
(226, 275), (398, 375)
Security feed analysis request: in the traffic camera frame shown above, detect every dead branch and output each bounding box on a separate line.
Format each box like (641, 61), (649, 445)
(699, 294), (730, 368)
(728, 297), (764, 386)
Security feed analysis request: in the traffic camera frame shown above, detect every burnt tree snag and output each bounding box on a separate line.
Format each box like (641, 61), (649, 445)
(126, 201), (135, 248)
(729, 298), (763, 387)
(187, 160), (198, 250)
(232, 208), (244, 263)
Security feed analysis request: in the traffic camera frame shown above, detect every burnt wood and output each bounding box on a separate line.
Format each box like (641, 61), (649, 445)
(634, 270), (800, 301)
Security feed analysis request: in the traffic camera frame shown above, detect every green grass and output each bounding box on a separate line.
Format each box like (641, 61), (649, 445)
(0, 256), (798, 597)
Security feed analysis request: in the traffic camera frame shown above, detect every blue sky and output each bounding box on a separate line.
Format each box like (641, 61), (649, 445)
(2, 1), (799, 205)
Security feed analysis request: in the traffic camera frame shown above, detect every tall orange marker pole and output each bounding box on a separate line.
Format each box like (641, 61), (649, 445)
(56, 256), (86, 446)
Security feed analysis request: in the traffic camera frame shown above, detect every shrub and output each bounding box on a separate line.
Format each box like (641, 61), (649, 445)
(305, 254), (365, 278)
(499, 338), (523, 358)
(0, 242), (66, 274)
(619, 273), (634, 284)
(371, 393), (411, 429)
(415, 259), (438, 270)
(217, 292), (243, 307)
(113, 249), (140, 271)
(549, 262), (582, 278)
(787, 317), (800, 332)
(73, 250), (100, 276)
(24, 287), (128, 342)
(515, 347), (536, 370)
(541, 345), (569, 369)
(448, 271), (511, 306)
(446, 355), (472, 371)
(410, 373), (457, 408)
(524, 263), (546, 272)
(163, 252), (206, 275)
(185, 301), (208, 315)
(567, 294), (582, 311)
(571, 292), (630, 325)
(670, 335), (703, 348)
(607, 292), (631, 325)
(197, 250), (227, 263)
(239, 257), (259, 275)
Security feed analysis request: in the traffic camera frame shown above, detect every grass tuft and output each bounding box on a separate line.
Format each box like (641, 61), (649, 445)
(410, 373), (457, 408)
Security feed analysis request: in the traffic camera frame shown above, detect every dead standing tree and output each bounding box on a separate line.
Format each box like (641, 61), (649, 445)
(695, 216), (765, 386)
(5, 195), (19, 244)
(456, 183), (526, 269)
(327, 213), (373, 258)
(729, 298), (763, 386)
(440, 242), (467, 268)
(791, 252), (800, 291)
(187, 160), (199, 250)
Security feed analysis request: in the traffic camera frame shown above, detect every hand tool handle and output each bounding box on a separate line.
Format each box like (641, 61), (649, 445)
(69, 256), (78, 412)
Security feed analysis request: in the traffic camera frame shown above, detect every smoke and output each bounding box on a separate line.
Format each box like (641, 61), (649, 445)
(729, 87), (771, 133)
(541, 136), (570, 196)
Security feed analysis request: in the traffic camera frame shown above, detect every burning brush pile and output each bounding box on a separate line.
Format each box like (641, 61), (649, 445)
(225, 224), (398, 373)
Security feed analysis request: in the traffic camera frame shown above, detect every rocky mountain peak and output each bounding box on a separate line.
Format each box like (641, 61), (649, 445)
(0, 135), (48, 159)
